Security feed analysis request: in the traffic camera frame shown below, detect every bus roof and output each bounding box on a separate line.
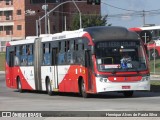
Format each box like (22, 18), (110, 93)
(129, 25), (160, 31)
(7, 37), (36, 46)
(7, 26), (140, 46)
(84, 26), (139, 42)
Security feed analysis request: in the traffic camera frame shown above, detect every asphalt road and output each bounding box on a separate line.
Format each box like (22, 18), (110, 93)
(0, 74), (160, 112)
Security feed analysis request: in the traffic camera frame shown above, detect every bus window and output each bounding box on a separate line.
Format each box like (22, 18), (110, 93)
(65, 40), (70, 52)
(69, 40), (75, 64)
(43, 43), (51, 65)
(6, 46), (15, 67)
(66, 40), (71, 64)
(82, 44), (85, 50)
(14, 46), (20, 66)
(65, 41), (67, 52)
(43, 44), (45, 54)
(74, 40), (76, 50)
(95, 41), (147, 71)
(26, 45), (32, 55)
(20, 45), (27, 66)
(58, 42), (61, 52)
(76, 44), (78, 51)
(6, 47), (10, 67)
(70, 40), (74, 51)
(27, 45), (33, 66)
(22, 45), (27, 55)
(57, 41), (65, 65)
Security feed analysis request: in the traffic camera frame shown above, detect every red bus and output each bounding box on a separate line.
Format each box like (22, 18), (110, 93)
(129, 26), (160, 59)
(147, 41), (160, 59)
(129, 25), (160, 38)
(6, 26), (150, 98)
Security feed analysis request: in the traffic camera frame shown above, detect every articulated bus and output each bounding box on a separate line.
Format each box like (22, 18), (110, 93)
(6, 26), (150, 98)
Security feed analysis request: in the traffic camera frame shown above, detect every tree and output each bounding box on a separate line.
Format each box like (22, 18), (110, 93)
(71, 14), (111, 30)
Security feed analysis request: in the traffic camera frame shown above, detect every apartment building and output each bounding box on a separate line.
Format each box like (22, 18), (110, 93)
(0, 0), (100, 52)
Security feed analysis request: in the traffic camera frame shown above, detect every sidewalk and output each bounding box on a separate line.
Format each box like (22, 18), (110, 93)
(150, 74), (160, 80)
(151, 75), (160, 78)
(0, 71), (5, 74)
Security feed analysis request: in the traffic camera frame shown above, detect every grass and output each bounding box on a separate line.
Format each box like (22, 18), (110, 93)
(0, 52), (5, 71)
(149, 59), (160, 75)
(151, 81), (160, 86)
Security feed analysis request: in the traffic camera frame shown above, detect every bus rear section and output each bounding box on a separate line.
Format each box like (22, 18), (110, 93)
(5, 39), (35, 91)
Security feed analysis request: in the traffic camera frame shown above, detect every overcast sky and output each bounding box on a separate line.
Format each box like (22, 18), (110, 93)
(101, 0), (160, 28)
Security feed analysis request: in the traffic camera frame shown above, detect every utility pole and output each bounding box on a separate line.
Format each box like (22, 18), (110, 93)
(36, 1), (84, 36)
(45, 0), (47, 34)
(42, 0), (48, 34)
(64, 16), (67, 31)
(72, 0), (82, 29)
(143, 10), (145, 26)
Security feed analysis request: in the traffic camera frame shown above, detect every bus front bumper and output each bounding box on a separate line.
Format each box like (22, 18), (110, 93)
(96, 77), (150, 93)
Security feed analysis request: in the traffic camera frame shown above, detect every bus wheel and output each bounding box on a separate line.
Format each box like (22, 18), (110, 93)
(17, 78), (23, 93)
(47, 79), (53, 96)
(123, 91), (134, 97)
(80, 79), (89, 98)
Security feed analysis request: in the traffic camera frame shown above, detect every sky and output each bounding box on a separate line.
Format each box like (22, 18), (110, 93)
(101, 0), (160, 28)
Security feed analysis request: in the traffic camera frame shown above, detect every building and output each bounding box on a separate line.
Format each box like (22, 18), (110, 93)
(0, 0), (100, 52)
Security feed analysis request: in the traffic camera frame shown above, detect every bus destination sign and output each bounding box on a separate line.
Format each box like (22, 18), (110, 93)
(97, 41), (137, 48)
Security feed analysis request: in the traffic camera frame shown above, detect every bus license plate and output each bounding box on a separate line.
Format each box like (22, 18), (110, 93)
(122, 86), (130, 89)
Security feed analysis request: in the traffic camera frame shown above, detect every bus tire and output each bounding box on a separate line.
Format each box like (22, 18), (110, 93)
(46, 79), (53, 96)
(123, 91), (134, 97)
(17, 77), (23, 93)
(80, 79), (89, 98)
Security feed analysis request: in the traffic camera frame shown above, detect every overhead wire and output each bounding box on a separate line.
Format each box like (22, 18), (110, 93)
(102, 2), (160, 18)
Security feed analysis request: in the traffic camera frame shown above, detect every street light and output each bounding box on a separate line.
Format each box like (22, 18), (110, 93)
(42, 0), (48, 34)
(36, 0), (84, 36)
(72, 0), (82, 29)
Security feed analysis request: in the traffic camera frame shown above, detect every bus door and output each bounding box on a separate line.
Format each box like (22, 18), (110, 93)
(52, 48), (58, 89)
(9, 51), (15, 87)
(85, 50), (93, 91)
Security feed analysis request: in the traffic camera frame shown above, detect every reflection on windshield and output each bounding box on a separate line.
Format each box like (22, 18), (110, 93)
(95, 40), (147, 72)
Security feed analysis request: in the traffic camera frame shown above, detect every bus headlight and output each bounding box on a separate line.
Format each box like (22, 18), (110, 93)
(142, 76), (150, 81)
(104, 78), (108, 82)
(100, 78), (103, 82)
(99, 78), (108, 83)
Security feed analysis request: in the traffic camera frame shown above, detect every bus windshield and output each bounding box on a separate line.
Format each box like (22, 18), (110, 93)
(95, 40), (147, 72)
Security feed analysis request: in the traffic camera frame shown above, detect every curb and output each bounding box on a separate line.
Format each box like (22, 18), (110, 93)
(151, 75), (160, 78)
(0, 71), (5, 74)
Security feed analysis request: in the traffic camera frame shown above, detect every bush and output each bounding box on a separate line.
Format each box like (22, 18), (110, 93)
(0, 52), (5, 71)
